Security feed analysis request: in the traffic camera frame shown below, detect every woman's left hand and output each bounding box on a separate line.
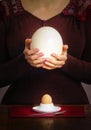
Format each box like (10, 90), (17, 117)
(42, 45), (68, 70)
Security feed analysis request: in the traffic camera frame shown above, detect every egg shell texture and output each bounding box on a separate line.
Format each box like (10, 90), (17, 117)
(31, 26), (63, 58)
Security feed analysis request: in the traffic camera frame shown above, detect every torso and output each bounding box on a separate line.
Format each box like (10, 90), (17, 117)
(0, 0), (89, 105)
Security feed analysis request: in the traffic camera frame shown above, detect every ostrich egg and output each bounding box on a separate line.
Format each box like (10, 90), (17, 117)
(30, 26), (63, 58)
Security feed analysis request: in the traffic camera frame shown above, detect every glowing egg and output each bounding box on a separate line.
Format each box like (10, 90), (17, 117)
(30, 26), (63, 58)
(41, 94), (52, 104)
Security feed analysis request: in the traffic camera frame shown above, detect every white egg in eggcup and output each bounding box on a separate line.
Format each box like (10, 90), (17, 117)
(32, 94), (61, 113)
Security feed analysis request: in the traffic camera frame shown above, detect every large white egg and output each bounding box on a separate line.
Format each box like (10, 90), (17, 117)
(30, 26), (63, 58)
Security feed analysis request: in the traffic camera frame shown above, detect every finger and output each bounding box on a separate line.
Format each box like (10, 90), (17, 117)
(42, 65), (54, 70)
(30, 52), (44, 60)
(51, 53), (67, 61)
(62, 45), (68, 55)
(44, 59), (65, 68)
(25, 38), (32, 50)
(27, 57), (44, 68)
(24, 46), (39, 56)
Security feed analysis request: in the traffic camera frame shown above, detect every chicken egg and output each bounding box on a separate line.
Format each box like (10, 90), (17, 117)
(41, 94), (52, 104)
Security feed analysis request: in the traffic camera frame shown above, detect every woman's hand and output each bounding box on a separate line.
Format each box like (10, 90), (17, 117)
(23, 39), (45, 68)
(42, 45), (68, 70)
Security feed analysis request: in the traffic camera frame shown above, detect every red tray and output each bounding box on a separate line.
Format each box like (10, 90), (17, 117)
(10, 105), (86, 118)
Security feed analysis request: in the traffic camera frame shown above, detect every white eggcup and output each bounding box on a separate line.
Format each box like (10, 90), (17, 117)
(39, 103), (55, 112)
(30, 26), (63, 58)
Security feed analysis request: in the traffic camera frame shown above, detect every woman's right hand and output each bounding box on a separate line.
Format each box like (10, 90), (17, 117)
(23, 39), (45, 68)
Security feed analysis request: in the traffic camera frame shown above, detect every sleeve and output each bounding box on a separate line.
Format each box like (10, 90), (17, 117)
(0, 21), (31, 87)
(0, 1), (4, 23)
(61, 15), (91, 84)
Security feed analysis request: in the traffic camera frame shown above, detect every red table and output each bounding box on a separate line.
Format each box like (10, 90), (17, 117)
(0, 105), (91, 130)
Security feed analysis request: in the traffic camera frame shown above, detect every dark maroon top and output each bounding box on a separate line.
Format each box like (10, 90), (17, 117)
(0, 0), (91, 105)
